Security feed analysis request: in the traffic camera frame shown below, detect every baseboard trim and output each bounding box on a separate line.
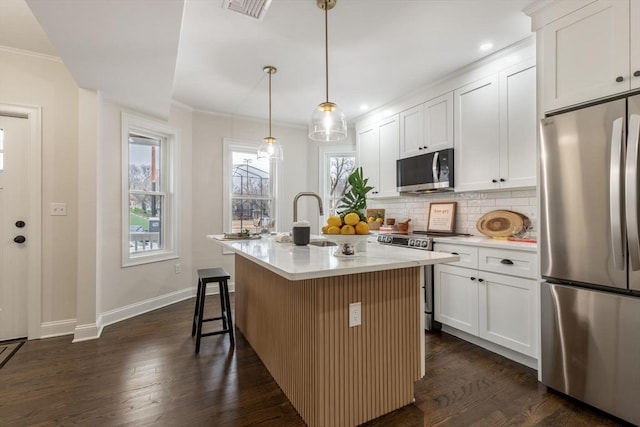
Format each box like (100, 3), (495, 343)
(73, 322), (101, 342)
(40, 283), (236, 343)
(100, 286), (206, 329)
(441, 325), (538, 370)
(41, 319), (76, 339)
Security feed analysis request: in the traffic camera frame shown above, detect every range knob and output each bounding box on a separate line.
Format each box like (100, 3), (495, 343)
(421, 240), (429, 248)
(408, 238), (415, 247)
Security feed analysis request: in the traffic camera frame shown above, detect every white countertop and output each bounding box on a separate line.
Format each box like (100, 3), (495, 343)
(432, 235), (538, 252)
(208, 234), (460, 281)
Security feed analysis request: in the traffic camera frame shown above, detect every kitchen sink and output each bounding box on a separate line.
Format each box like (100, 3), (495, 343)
(308, 240), (337, 247)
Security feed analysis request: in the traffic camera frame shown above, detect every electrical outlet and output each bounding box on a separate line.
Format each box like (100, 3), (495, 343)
(50, 202), (67, 216)
(349, 302), (362, 327)
(175, 263), (181, 274)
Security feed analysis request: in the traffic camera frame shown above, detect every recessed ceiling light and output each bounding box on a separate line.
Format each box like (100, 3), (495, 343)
(360, 105), (369, 111)
(480, 42), (494, 52)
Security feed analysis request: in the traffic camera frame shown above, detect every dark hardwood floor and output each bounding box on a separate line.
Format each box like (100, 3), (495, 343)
(0, 296), (632, 426)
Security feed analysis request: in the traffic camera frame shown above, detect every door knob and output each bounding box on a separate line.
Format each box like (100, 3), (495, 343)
(15, 220), (26, 228)
(634, 70), (640, 77)
(14, 235), (26, 244)
(615, 76), (624, 83)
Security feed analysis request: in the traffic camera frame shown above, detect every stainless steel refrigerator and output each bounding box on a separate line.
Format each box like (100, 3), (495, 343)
(540, 93), (640, 425)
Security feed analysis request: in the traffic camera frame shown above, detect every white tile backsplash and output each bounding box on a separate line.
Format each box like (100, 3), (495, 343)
(368, 188), (537, 237)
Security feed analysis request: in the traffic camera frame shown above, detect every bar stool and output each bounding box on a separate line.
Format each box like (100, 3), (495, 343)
(191, 267), (234, 354)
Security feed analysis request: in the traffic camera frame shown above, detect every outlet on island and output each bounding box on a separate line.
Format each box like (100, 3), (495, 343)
(349, 302), (362, 327)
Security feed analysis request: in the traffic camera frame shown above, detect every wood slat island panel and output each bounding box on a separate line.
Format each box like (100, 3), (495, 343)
(235, 254), (422, 427)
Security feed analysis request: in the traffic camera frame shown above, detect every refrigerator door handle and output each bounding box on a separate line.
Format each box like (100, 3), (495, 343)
(610, 117), (626, 270)
(626, 114), (640, 271)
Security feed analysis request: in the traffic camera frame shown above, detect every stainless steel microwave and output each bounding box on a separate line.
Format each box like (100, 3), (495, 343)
(396, 148), (454, 193)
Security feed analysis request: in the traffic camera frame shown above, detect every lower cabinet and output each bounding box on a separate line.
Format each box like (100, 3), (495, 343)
(434, 243), (538, 360)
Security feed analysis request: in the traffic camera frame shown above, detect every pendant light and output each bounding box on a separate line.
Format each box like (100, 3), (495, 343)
(308, 0), (347, 142)
(257, 65), (284, 160)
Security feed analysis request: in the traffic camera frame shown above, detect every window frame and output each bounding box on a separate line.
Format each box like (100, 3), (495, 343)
(318, 145), (356, 216)
(121, 113), (180, 267)
(223, 138), (278, 241)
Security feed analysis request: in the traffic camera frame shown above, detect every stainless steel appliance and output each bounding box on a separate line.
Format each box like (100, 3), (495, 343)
(377, 232), (439, 331)
(539, 92), (640, 426)
(396, 148), (454, 193)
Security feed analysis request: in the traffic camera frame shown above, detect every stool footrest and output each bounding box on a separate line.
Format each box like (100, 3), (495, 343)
(202, 316), (224, 322)
(200, 329), (231, 338)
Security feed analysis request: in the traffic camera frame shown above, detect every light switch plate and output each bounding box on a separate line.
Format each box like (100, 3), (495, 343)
(50, 202), (67, 216)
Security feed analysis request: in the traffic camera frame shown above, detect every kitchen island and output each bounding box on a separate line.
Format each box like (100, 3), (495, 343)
(209, 235), (459, 427)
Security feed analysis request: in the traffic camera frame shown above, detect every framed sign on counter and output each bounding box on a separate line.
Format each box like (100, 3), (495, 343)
(427, 202), (457, 233)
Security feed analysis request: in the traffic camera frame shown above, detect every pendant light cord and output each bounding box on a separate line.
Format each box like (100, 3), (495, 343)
(324, 0), (329, 103)
(268, 69), (272, 137)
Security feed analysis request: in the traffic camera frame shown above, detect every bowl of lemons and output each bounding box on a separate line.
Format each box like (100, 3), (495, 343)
(321, 212), (371, 256)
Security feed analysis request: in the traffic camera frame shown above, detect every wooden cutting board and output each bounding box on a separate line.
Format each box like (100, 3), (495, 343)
(476, 210), (528, 238)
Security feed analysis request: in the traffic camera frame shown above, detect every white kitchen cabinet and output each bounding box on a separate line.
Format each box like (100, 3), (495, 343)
(399, 92), (454, 158)
(454, 60), (537, 192)
(356, 114), (399, 199)
(540, 0), (636, 112)
(499, 60), (537, 189)
(454, 75), (501, 192)
(399, 104), (423, 158)
(434, 263), (479, 335)
(434, 243), (538, 359)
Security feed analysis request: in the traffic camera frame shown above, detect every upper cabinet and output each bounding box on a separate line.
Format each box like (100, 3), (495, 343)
(538, 0), (638, 112)
(455, 59), (537, 192)
(399, 92), (454, 158)
(357, 114), (400, 199)
(454, 75), (501, 192)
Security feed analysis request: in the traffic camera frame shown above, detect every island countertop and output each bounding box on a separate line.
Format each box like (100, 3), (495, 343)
(208, 234), (460, 281)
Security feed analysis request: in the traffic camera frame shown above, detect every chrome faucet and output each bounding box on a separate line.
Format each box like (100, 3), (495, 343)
(293, 192), (324, 222)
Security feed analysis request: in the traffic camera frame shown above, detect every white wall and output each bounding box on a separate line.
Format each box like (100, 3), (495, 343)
(95, 101), (194, 322)
(190, 111), (309, 283)
(0, 49), (79, 327)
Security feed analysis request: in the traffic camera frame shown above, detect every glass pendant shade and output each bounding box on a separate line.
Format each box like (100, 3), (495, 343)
(309, 101), (347, 142)
(308, 0), (347, 142)
(257, 136), (283, 160)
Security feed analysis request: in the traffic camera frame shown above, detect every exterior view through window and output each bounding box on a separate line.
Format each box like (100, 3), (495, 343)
(325, 154), (355, 215)
(128, 134), (164, 253)
(231, 151), (273, 234)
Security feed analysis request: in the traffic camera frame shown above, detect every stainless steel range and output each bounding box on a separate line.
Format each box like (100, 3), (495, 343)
(377, 232), (439, 331)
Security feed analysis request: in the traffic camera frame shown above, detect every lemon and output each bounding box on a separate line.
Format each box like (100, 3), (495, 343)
(327, 215), (342, 228)
(375, 217), (384, 224)
(321, 225), (329, 234)
(355, 221), (369, 235)
(327, 225), (341, 235)
(344, 212), (360, 226)
(340, 224), (356, 235)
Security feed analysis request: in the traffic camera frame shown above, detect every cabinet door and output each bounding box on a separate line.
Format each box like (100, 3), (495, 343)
(399, 105), (424, 158)
(376, 115), (399, 198)
(499, 61), (537, 189)
(434, 264), (479, 335)
(541, 0), (630, 112)
(454, 75), (500, 192)
(424, 92), (454, 153)
(632, 0), (640, 90)
(357, 124), (379, 194)
(478, 271), (537, 357)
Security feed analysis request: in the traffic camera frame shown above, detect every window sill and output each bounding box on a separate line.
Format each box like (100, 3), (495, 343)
(122, 250), (179, 268)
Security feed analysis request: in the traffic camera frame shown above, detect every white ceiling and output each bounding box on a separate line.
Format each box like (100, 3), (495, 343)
(2, 0), (534, 127)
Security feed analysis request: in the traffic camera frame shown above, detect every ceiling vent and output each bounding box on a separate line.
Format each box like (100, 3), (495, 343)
(222, 0), (273, 21)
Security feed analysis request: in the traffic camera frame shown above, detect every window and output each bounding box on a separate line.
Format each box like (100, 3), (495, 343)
(122, 114), (180, 266)
(223, 140), (276, 235)
(319, 146), (356, 216)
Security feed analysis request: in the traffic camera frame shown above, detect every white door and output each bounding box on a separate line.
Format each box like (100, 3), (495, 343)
(0, 114), (29, 340)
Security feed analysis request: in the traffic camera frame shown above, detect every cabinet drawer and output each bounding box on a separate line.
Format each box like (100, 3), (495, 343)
(434, 243), (478, 269)
(478, 248), (537, 279)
